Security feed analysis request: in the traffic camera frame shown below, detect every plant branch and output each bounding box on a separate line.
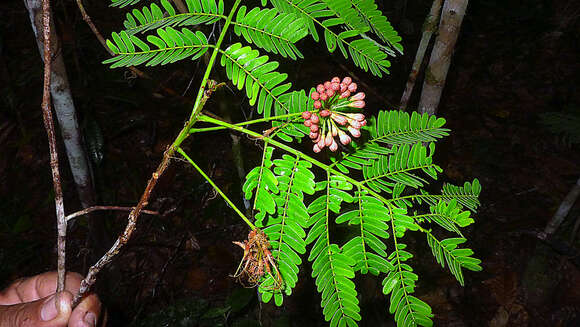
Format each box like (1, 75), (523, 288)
(196, 115), (399, 210)
(66, 206), (160, 222)
(190, 112), (303, 133)
(73, 0), (243, 306)
(177, 147), (256, 230)
(38, 0), (67, 293)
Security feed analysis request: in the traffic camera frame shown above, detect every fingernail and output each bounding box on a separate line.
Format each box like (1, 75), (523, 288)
(41, 295), (58, 321)
(84, 312), (97, 327)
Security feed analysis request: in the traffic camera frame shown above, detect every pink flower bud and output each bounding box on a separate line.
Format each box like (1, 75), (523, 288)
(311, 92), (320, 100)
(350, 92), (365, 101)
(349, 100), (365, 108)
(317, 138), (325, 148)
(317, 84), (325, 93)
(342, 77), (352, 85)
(331, 77), (340, 83)
(339, 91), (351, 99)
(329, 139), (338, 152)
(348, 126), (361, 138)
(310, 124), (319, 132)
(310, 114), (319, 124)
(351, 113), (366, 121)
(320, 109), (331, 117)
(339, 132), (352, 145)
(304, 119), (312, 127)
(325, 132), (333, 146)
(319, 92), (328, 101)
(302, 111), (312, 119)
(331, 82), (340, 91)
(350, 120), (362, 129)
(313, 144), (322, 153)
(309, 131), (318, 139)
(340, 83), (347, 93)
(326, 89), (335, 97)
(348, 82), (357, 92)
(330, 124), (337, 137)
(313, 100), (322, 109)
(324, 81), (332, 90)
(331, 113), (348, 125)
(360, 120), (367, 126)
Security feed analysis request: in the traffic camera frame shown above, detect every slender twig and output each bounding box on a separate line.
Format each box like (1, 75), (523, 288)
(544, 176), (580, 236)
(72, 0), (243, 306)
(73, 0), (219, 102)
(40, 0), (66, 293)
(66, 206), (160, 222)
(74, 0), (108, 54)
(400, 0), (443, 111)
(73, 0), (152, 81)
(177, 147), (256, 230)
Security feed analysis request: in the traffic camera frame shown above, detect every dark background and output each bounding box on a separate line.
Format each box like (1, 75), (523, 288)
(1, 0), (579, 326)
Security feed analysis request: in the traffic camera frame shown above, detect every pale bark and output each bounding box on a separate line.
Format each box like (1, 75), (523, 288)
(418, 0), (469, 115)
(24, 0), (67, 292)
(172, 0), (188, 14)
(25, 0), (95, 209)
(400, 0), (443, 111)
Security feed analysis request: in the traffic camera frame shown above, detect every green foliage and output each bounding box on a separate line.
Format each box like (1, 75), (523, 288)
(122, 0), (224, 35)
(103, 1), (482, 326)
(265, 0), (399, 76)
(234, 6), (308, 60)
(306, 175), (361, 326)
(340, 190), (393, 275)
(425, 235), (482, 286)
(256, 153), (315, 303)
(107, 0), (400, 76)
(219, 43), (292, 117)
(383, 243), (434, 327)
(110, 0), (143, 9)
(417, 179), (482, 212)
(242, 111), (482, 327)
(103, 28), (210, 67)
(349, 0), (403, 53)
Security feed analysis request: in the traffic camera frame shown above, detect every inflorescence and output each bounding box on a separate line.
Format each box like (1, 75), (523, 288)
(302, 76), (367, 153)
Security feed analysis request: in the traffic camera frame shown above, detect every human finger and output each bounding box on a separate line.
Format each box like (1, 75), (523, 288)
(0, 291), (73, 327)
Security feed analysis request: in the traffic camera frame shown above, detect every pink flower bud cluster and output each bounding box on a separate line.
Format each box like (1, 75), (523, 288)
(302, 76), (368, 153)
(310, 76), (364, 109)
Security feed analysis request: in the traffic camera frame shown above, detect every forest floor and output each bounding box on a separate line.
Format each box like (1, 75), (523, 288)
(1, 0), (579, 326)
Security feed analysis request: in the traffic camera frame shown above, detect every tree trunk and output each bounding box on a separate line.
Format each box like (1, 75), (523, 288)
(400, 0), (443, 111)
(24, 0), (95, 210)
(418, 0), (469, 115)
(25, 0), (111, 258)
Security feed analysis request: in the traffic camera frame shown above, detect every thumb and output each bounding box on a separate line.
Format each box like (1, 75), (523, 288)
(0, 291), (73, 327)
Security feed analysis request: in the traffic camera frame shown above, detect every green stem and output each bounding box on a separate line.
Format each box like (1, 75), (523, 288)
(196, 115), (409, 226)
(177, 147), (256, 230)
(198, 115), (378, 196)
(171, 0), (242, 149)
(190, 112), (303, 134)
